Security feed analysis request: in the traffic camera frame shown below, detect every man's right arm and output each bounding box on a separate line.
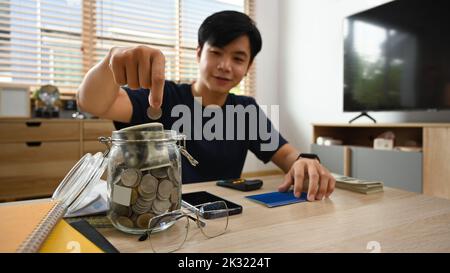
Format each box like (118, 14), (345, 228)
(76, 46), (166, 123)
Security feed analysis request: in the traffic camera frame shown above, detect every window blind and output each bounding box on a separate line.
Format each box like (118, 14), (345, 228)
(0, 0), (256, 97)
(0, 0), (83, 95)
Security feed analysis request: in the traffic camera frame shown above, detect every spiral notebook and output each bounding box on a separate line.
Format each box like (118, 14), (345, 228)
(0, 200), (65, 253)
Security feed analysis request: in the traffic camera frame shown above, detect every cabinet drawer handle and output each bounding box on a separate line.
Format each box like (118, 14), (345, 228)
(26, 121), (42, 127)
(26, 142), (42, 147)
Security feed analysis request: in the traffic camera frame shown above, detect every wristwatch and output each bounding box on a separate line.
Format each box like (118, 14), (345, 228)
(297, 153), (321, 163)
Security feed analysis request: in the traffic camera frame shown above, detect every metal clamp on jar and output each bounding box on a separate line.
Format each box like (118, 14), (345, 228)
(98, 122), (198, 234)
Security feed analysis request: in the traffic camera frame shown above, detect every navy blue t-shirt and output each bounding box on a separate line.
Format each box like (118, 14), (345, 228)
(114, 81), (287, 183)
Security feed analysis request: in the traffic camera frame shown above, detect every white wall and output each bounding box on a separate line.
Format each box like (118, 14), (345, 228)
(242, 0), (280, 173)
(277, 0), (450, 154)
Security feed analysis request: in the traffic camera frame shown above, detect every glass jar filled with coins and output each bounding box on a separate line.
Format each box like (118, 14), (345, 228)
(99, 122), (198, 234)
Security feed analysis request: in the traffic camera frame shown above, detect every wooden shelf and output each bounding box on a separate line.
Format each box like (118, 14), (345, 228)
(312, 123), (450, 200)
(313, 124), (424, 148)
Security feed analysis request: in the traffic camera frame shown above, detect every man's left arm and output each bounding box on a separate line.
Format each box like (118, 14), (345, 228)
(271, 143), (336, 201)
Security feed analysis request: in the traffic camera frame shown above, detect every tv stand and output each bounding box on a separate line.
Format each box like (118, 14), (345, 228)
(349, 112), (376, 124)
(311, 123), (450, 200)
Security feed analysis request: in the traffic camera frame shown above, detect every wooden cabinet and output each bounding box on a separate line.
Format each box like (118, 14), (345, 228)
(0, 118), (114, 201)
(423, 127), (450, 199)
(311, 123), (450, 199)
(0, 141), (80, 200)
(82, 120), (116, 155)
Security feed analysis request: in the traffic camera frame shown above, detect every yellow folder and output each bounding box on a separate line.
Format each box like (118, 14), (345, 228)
(39, 219), (103, 253)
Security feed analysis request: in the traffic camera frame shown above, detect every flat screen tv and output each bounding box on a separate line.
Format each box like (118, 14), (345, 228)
(343, 0), (450, 113)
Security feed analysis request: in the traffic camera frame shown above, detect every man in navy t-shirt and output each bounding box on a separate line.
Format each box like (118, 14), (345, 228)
(77, 11), (335, 201)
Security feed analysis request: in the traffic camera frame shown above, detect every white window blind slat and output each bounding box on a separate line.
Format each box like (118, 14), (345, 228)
(0, 7), (82, 26)
(99, 0), (175, 11)
(0, 54), (83, 65)
(97, 2), (175, 18)
(0, 34), (82, 47)
(0, 61), (83, 70)
(94, 14), (177, 32)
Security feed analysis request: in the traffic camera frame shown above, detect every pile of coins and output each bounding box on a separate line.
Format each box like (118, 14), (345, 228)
(111, 164), (181, 230)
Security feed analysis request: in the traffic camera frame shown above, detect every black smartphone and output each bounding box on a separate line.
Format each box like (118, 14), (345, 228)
(216, 178), (263, 191)
(181, 191), (243, 219)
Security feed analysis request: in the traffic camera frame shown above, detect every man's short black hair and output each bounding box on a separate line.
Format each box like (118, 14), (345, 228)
(198, 10), (262, 64)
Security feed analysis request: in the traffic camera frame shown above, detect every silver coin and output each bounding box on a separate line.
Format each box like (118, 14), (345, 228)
(136, 200), (153, 211)
(135, 197), (148, 206)
(116, 216), (134, 228)
(152, 198), (171, 214)
(120, 168), (141, 187)
(141, 193), (156, 204)
(150, 167), (168, 179)
(138, 189), (156, 200)
(137, 196), (154, 207)
(132, 202), (149, 215)
(139, 174), (159, 194)
(139, 194), (156, 203)
(138, 187), (157, 200)
(136, 197), (151, 206)
(136, 213), (155, 229)
(169, 187), (179, 204)
(157, 179), (173, 200)
(147, 106), (162, 120)
(131, 204), (143, 214)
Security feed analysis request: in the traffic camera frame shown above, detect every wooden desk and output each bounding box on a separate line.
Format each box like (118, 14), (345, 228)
(98, 175), (450, 253)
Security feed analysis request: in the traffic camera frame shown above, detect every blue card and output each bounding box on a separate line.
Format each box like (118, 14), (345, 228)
(245, 191), (308, 208)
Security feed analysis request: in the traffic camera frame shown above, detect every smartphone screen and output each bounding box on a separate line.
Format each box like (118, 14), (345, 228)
(181, 191), (243, 218)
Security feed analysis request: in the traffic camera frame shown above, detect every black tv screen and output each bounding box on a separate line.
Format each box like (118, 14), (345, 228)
(344, 0), (450, 112)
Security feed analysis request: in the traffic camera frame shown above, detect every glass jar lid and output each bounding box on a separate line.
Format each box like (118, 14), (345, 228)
(111, 129), (181, 143)
(52, 151), (107, 215)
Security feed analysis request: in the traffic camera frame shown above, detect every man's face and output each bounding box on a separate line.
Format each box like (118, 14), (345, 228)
(197, 35), (252, 94)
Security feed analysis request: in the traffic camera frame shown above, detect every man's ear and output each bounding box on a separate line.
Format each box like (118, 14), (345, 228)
(245, 59), (254, 76)
(196, 46), (202, 62)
